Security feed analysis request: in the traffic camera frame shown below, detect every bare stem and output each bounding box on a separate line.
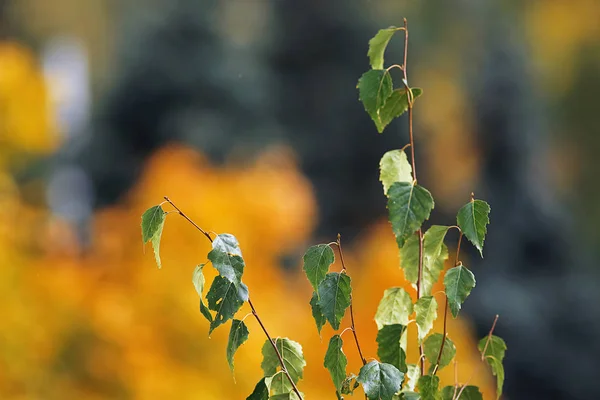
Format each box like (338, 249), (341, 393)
(164, 197), (213, 243)
(401, 18), (425, 376)
(336, 234), (367, 366)
(454, 315), (500, 400)
(248, 299), (303, 399)
(165, 196), (303, 399)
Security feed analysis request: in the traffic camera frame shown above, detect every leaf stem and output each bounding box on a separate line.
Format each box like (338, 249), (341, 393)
(336, 234), (367, 366)
(453, 315), (499, 400)
(164, 196), (303, 399)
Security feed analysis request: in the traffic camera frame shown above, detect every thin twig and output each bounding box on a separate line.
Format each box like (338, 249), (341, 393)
(454, 315), (500, 400)
(166, 197), (303, 399)
(401, 18), (425, 376)
(249, 299), (304, 399)
(164, 197), (213, 243)
(336, 234), (367, 366)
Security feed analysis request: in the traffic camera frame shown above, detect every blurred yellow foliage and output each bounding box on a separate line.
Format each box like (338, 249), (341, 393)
(0, 144), (494, 399)
(0, 42), (57, 167)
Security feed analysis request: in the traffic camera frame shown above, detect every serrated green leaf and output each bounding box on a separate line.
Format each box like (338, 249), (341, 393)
(423, 226), (449, 271)
(309, 291), (326, 335)
(269, 393), (301, 400)
(478, 335), (506, 399)
(440, 385), (482, 400)
(444, 265), (476, 318)
(399, 234), (419, 284)
(206, 276), (248, 333)
(375, 287), (413, 330)
(212, 233), (243, 256)
(193, 264), (213, 323)
(423, 333), (456, 371)
(302, 244), (335, 293)
(246, 377), (269, 400)
(324, 335), (347, 391)
(141, 205), (167, 268)
(376, 324), (407, 373)
(341, 374), (360, 395)
(388, 182), (434, 247)
(141, 205), (166, 243)
(317, 272), (352, 330)
(404, 364), (420, 392)
(422, 244), (448, 297)
(358, 70), (394, 131)
(415, 296), (438, 343)
(457, 199), (490, 257)
(208, 248), (245, 287)
(380, 150), (413, 195)
(417, 375), (440, 400)
(226, 319), (249, 375)
(397, 392), (421, 400)
(200, 300), (213, 324)
(358, 361), (403, 400)
(261, 338), (306, 384)
(375, 88), (423, 133)
(192, 264), (206, 296)
(368, 27), (398, 69)
(267, 371), (294, 395)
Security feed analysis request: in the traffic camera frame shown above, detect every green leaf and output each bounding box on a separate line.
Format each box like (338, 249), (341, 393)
(423, 333), (456, 371)
(398, 392), (421, 400)
(375, 287), (413, 330)
(208, 248), (245, 287)
(341, 374), (360, 395)
(358, 70), (394, 132)
(368, 27), (398, 70)
(193, 264), (213, 323)
(317, 272), (352, 330)
(206, 276), (248, 333)
(478, 335), (506, 399)
(269, 393), (301, 400)
(440, 385), (482, 400)
(404, 364), (420, 392)
(302, 244), (335, 293)
(357, 361), (403, 400)
(423, 226), (450, 272)
(375, 88), (423, 133)
(415, 296), (438, 343)
(141, 205), (167, 268)
(444, 264), (476, 318)
(399, 234), (419, 284)
(192, 264), (207, 296)
(267, 371), (294, 395)
(380, 150), (413, 195)
(388, 182), (434, 247)
(457, 199), (490, 257)
(417, 375), (440, 400)
(226, 319), (249, 375)
(141, 205), (166, 243)
(200, 300), (213, 324)
(261, 338), (306, 384)
(309, 291), (327, 335)
(324, 335), (347, 391)
(421, 244), (448, 297)
(246, 377), (269, 400)
(212, 233), (243, 256)
(376, 324), (407, 373)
